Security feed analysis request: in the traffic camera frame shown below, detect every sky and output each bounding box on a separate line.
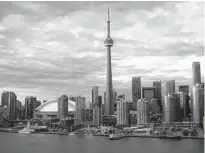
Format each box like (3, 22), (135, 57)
(0, 1), (204, 104)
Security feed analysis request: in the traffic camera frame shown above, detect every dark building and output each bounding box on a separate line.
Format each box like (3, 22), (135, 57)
(179, 85), (189, 95)
(25, 96), (37, 119)
(153, 81), (162, 112)
(85, 109), (93, 122)
(98, 96), (102, 106)
(132, 77), (141, 110)
(142, 87), (156, 103)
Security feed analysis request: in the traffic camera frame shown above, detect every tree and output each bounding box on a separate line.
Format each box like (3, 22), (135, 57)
(182, 129), (189, 136)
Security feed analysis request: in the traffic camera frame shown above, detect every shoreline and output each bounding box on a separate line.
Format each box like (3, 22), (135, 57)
(0, 131), (203, 139)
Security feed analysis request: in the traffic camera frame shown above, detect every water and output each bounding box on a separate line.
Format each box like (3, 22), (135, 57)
(0, 133), (204, 153)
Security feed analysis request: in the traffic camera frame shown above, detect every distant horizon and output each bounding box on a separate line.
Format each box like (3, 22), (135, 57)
(0, 1), (204, 104)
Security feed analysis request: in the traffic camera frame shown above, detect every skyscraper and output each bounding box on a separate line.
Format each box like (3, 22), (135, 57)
(142, 87), (156, 104)
(132, 77), (141, 110)
(1, 91), (17, 120)
(153, 81), (162, 112)
(104, 6), (114, 116)
(98, 96), (102, 106)
(164, 93), (181, 123)
(16, 100), (22, 119)
(178, 92), (189, 120)
(165, 80), (175, 96)
(25, 96), (36, 119)
(93, 106), (101, 126)
(192, 62), (201, 86)
(58, 95), (68, 120)
(75, 96), (86, 125)
(117, 99), (129, 125)
(179, 85), (189, 95)
(137, 99), (149, 125)
(92, 86), (99, 106)
(192, 83), (204, 123)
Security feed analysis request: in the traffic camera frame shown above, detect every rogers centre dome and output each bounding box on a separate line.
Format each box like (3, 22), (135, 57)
(34, 99), (76, 119)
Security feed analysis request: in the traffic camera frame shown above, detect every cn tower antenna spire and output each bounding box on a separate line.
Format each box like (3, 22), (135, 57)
(108, 4), (110, 21)
(107, 4), (111, 37)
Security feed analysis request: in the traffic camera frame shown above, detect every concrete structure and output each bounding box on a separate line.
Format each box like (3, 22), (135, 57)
(117, 99), (129, 125)
(93, 106), (101, 126)
(178, 92), (190, 120)
(58, 95), (68, 120)
(0, 106), (9, 119)
(137, 99), (149, 125)
(92, 86), (99, 106)
(113, 89), (117, 103)
(164, 94), (181, 123)
(132, 77), (141, 110)
(192, 83), (204, 123)
(192, 62), (201, 86)
(16, 100), (22, 119)
(75, 96), (86, 125)
(25, 96), (37, 119)
(1, 91), (17, 120)
(165, 80), (175, 96)
(85, 109), (93, 122)
(34, 99), (76, 119)
(104, 6), (114, 116)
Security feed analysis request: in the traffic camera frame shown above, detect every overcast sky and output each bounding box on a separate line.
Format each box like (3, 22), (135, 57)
(0, 1), (204, 104)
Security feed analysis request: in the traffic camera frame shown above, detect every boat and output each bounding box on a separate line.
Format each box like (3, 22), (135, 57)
(158, 135), (181, 140)
(59, 129), (69, 135)
(18, 121), (36, 134)
(109, 133), (125, 140)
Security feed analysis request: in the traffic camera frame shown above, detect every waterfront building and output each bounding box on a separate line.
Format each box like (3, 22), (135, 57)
(1, 91), (17, 120)
(104, 6), (114, 116)
(92, 86), (99, 106)
(75, 96), (86, 125)
(192, 83), (204, 123)
(192, 62), (201, 86)
(117, 99), (129, 125)
(137, 99), (149, 125)
(165, 80), (175, 96)
(132, 77), (141, 110)
(25, 96), (37, 119)
(178, 92), (190, 120)
(16, 100), (22, 119)
(0, 106), (9, 119)
(34, 99), (76, 119)
(58, 95), (68, 120)
(93, 106), (101, 126)
(164, 93), (181, 123)
(85, 109), (93, 122)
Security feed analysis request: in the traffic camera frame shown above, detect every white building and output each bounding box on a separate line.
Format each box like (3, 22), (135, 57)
(75, 96), (86, 125)
(117, 99), (129, 125)
(137, 99), (148, 125)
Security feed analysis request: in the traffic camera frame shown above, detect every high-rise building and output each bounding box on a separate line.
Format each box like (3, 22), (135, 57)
(178, 92), (190, 120)
(153, 81), (162, 112)
(93, 106), (101, 126)
(92, 86), (99, 106)
(164, 93), (181, 123)
(85, 109), (93, 122)
(192, 83), (204, 123)
(179, 85), (189, 95)
(98, 96), (102, 106)
(104, 92), (106, 104)
(192, 62), (201, 86)
(104, 6), (114, 116)
(16, 100), (22, 119)
(132, 77), (141, 110)
(142, 87), (156, 104)
(1, 91), (17, 120)
(58, 95), (68, 120)
(70, 96), (77, 102)
(75, 96), (86, 125)
(165, 80), (175, 96)
(25, 96), (36, 119)
(117, 99), (129, 125)
(137, 99), (148, 125)
(113, 89), (117, 103)
(150, 99), (160, 113)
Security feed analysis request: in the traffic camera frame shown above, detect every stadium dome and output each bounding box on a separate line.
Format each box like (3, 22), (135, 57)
(35, 99), (76, 112)
(34, 99), (76, 119)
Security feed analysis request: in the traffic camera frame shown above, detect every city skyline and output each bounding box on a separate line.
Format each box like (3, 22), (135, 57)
(0, 1), (204, 103)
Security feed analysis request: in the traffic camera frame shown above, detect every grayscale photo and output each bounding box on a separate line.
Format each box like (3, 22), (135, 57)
(0, 1), (204, 153)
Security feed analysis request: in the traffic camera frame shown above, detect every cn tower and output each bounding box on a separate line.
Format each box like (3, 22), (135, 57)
(104, 5), (114, 116)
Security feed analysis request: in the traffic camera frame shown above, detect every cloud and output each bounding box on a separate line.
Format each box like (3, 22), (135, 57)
(0, 1), (204, 103)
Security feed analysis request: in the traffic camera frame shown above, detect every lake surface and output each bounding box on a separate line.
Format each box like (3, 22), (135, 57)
(0, 132), (204, 153)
